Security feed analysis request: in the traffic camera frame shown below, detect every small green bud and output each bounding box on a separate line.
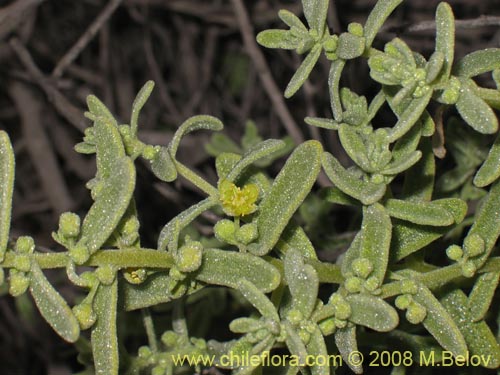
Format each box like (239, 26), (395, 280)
(58, 213), (81, 238)
(70, 245), (90, 265)
(344, 276), (362, 293)
(461, 261), (477, 278)
(318, 318), (336, 336)
(15, 236), (35, 254)
(95, 265), (116, 285)
(401, 280), (418, 295)
(161, 331), (179, 348)
(266, 319), (281, 335)
(286, 309), (303, 325)
(176, 241), (203, 273)
(255, 328), (269, 341)
(142, 145), (159, 161)
(370, 174), (385, 184)
(334, 301), (352, 320)
(138, 346), (153, 359)
(169, 267), (185, 282)
(334, 318), (347, 329)
(191, 337), (207, 350)
(322, 35), (338, 52)
(395, 294), (412, 310)
(13, 254), (31, 273)
(348, 22), (364, 37)
(446, 245), (463, 261)
(213, 219), (237, 244)
(463, 234), (485, 258)
(308, 29), (319, 40)
(364, 276), (379, 292)
(72, 303), (97, 330)
(123, 268), (147, 284)
(235, 223), (258, 245)
(406, 302), (427, 324)
(351, 258), (373, 279)
(9, 270), (29, 297)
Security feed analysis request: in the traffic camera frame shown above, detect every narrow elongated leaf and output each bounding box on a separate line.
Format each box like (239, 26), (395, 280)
(196, 249), (281, 293)
(248, 141), (322, 256)
(236, 279), (279, 321)
(335, 326), (362, 374)
(302, 0), (329, 35)
(78, 157), (135, 253)
(385, 199), (455, 226)
(256, 30), (299, 50)
(285, 249), (318, 319)
(226, 139), (285, 181)
(94, 117), (126, 179)
(341, 232), (362, 277)
(278, 9), (308, 31)
(229, 317), (264, 333)
(388, 91), (432, 142)
(329, 60), (346, 121)
(169, 115), (224, 158)
(0, 131), (15, 261)
(468, 272), (500, 322)
(359, 204), (391, 287)
(474, 132), (500, 187)
(158, 198), (217, 251)
(466, 180), (500, 268)
(338, 125), (370, 170)
(322, 152), (386, 205)
(130, 80), (154, 135)
(336, 33), (365, 60)
(412, 284), (467, 357)
(29, 262), (80, 343)
(382, 151), (422, 175)
(456, 80), (498, 134)
(91, 280), (119, 375)
(441, 289), (500, 369)
(151, 146), (177, 182)
(364, 0), (403, 48)
(347, 294), (399, 331)
(306, 327), (329, 375)
(285, 44), (322, 98)
(391, 123), (422, 160)
(320, 186), (360, 206)
(284, 321), (308, 365)
(304, 117), (340, 130)
(431, 198), (467, 223)
(402, 139), (435, 202)
(435, 3), (454, 80)
(425, 51), (445, 83)
(86, 95), (117, 125)
(453, 48), (500, 78)
(276, 222), (317, 259)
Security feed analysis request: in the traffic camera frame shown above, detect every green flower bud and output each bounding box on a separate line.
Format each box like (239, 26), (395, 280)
(464, 234), (485, 258)
(235, 223), (258, 245)
(328, 293), (345, 305)
(344, 276), (362, 293)
(161, 331), (179, 348)
(334, 301), (352, 320)
(446, 245), (463, 261)
(9, 270), (29, 297)
(286, 309), (303, 325)
(406, 302), (427, 324)
(322, 35), (338, 53)
(70, 245), (90, 265)
(169, 267), (185, 282)
(213, 219), (237, 244)
(95, 265), (116, 285)
(176, 241), (203, 273)
(15, 236), (35, 254)
(318, 318), (336, 336)
(348, 22), (364, 37)
(142, 145), (159, 161)
(371, 173), (385, 184)
(13, 254), (31, 273)
(351, 258), (373, 279)
(334, 318), (347, 329)
(461, 261), (477, 278)
(191, 337), (207, 350)
(120, 216), (140, 246)
(401, 279), (418, 295)
(138, 346), (153, 359)
(58, 213), (81, 238)
(364, 276), (379, 292)
(123, 268), (147, 284)
(395, 294), (412, 310)
(72, 303), (97, 330)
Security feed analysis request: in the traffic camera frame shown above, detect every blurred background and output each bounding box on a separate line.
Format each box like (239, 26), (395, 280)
(0, 0), (499, 373)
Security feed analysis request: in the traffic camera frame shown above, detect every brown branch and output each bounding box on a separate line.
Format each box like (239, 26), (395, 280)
(51, 0), (123, 78)
(230, 0), (304, 145)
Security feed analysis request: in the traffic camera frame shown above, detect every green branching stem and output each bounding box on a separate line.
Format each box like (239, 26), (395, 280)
(173, 160), (219, 197)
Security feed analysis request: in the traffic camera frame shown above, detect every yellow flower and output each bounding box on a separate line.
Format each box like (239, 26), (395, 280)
(219, 180), (259, 217)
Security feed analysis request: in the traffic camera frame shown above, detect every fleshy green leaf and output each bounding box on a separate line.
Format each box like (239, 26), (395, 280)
(453, 48), (500, 78)
(276, 222), (317, 259)
(359, 204), (391, 287)
(226, 139), (286, 182)
(278, 9), (308, 31)
(236, 279), (279, 321)
(320, 186), (360, 206)
(0, 131), (15, 261)
(78, 157), (136, 254)
(425, 51), (445, 84)
(346, 294), (399, 331)
(304, 116), (340, 130)
(302, 0), (329, 36)
(382, 151), (422, 175)
(456, 81), (498, 134)
(474, 132), (500, 187)
(434, 3), (455, 81)
(306, 327), (329, 375)
(385, 199), (456, 226)
(91, 279), (119, 375)
(248, 141), (322, 256)
(388, 91), (432, 142)
(441, 289), (500, 369)
(363, 0), (403, 48)
(335, 326), (362, 374)
(338, 125), (370, 170)
(468, 272), (500, 322)
(285, 44), (322, 98)
(86, 95), (116, 126)
(29, 262), (80, 343)
(322, 152), (386, 205)
(336, 33), (365, 60)
(401, 139), (435, 202)
(285, 249), (319, 319)
(196, 249), (281, 293)
(412, 284), (467, 357)
(170, 115), (224, 159)
(93, 117), (126, 179)
(284, 321), (308, 365)
(329, 60), (346, 121)
(151, 146), (177, 182)
(229, 317), (264, 333)
(256, 30), (299, 50)
(130, 80), (154, 135)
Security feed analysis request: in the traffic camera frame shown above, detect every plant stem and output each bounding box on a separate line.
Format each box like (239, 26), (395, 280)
(174, 161), (219, 197)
